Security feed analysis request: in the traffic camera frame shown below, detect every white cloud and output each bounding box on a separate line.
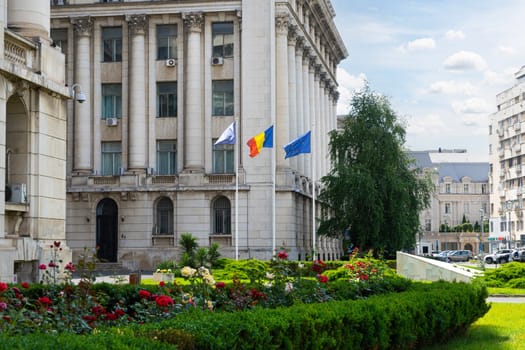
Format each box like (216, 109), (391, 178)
(427, 80), (477, 95)
(451, 98), (493, 114)
(483, 69), (515, 86)
(498, 45), (516, 54)
(445, 30), (465, 40)
(406, 113), (448, 135)
(443, 51), (488, 71)
(336, 68), (367, 115)
(398, 37), (436, 52)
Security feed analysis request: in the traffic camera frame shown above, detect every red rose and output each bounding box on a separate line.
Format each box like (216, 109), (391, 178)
(48, 261), (57, 268)
(159, 281), (166, 287)
(92, 305), (106, 316)
(0, 282), (8, 293)
(215, 281), (226, 289)
(155, 295), (174, 307)
(139, 289), (151, 299)
(82, 315), (97, 322)
(54, 241), (61, 248)
(38, 296), (52, 305)
(114, 309), (125, 317)
(277, 250), (288, 260)
(105, 312), (117, 321)
(21, 282), (30, 289)
(38, 264), (47, 270)
(317, 274), (328, 283)
(65, 262), (75, 272)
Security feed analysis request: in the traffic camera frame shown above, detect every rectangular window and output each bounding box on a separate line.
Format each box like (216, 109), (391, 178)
(102, 27), (122, 62)
(445, 203), (451, 214)
(101, 142), (121, 176)
(212, 140), (234, 173)
(482, 184), (487, 194)
(212, 22), (234, 58)
(50, 28), (68, 56)
(425, 219), (431, 232)
(157, 82), (177, 117)
(157, 24), (177, 60)
(102, 84), (122, 119)
(445, 184), (451, 193)
(464, 184), (469, 193)
(212, 80), (234, 116)
(156, 140), (177, 175)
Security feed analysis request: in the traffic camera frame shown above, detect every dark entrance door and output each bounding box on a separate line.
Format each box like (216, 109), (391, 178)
(96, 198), (118, 262)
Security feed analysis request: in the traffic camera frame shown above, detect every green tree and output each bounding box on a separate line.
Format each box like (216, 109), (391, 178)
(318, 86), (432, 256)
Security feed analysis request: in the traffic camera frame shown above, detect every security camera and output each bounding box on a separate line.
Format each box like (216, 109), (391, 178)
(75, 92), (86, 103)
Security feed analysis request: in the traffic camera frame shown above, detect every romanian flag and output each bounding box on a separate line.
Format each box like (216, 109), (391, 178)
(246, 125), (274, 157)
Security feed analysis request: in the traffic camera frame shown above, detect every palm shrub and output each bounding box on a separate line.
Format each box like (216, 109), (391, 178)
(179, 233), (199, 267)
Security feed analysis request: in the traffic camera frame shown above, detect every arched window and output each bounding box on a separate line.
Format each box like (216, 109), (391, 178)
(212, 196), (231, 234)
(156, 197), (173, 235)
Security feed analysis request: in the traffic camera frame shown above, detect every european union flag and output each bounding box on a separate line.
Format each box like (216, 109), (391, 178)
(284, 131), (311, 159)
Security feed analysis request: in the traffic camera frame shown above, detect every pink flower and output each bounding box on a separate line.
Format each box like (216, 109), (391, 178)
(65, 262), (75, 272)
(48, 261), (57, 268)
(38, 264), (47, 270)
(54, 241), (61, 248)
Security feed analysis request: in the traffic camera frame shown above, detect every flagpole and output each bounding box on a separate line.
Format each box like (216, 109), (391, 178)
(270, 0), (276, 256)
(235, 120), (239, 260)
(311, 123), (316, 261)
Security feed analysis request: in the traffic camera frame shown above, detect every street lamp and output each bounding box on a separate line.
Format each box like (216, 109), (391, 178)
(507, 200), (513, 249)
(480, 208), (485, 268)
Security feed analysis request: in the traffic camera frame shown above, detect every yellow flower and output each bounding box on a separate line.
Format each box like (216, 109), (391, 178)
(181, 266), (196, 278)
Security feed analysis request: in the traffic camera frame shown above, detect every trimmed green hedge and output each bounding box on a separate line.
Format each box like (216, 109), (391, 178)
(0, 281), (488, 350)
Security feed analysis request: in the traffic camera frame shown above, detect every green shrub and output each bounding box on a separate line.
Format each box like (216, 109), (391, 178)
(476, 262), (525, 288)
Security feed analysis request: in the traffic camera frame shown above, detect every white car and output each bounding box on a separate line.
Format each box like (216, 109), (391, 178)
(484, 249), (513, 264)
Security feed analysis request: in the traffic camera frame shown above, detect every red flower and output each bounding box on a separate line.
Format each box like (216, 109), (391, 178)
(159, 281), (166, 287)
(0, 282), (8, 293)
(105, 312), (118, 321)
(139, 289), (151, 299)
(312, 260), (326, 273)
(317, 274), (329, 283)
(38, 264), (47, 270)
(54, 241), (61, 248)
(215, 281), (226, 289)
(92, 305), (106, 316)
(38, 296), (52, 305)
(114, 309), (126, 317)
(65, 262), (75, 272)
(155, 295), (174, 307)
(277, 250), (288, 260)
(359, 274), (369, 281)
(82, 315), (96, 322)
(21, 282), (30, 289)
(48, 261), (57, 268)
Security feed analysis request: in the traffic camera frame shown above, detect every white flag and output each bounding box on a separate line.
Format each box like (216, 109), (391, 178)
(215, 121), (236, 145)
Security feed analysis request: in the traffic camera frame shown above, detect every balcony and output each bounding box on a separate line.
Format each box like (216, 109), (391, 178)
(4, 31), (36, 69)
(515, 122), (522, 131)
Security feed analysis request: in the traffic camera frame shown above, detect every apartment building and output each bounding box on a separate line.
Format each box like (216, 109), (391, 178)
(0, 1), (71, 282)
(489, 66), (525, 251)
(50, 0), (348, 269)
(412, 150), (489, 255)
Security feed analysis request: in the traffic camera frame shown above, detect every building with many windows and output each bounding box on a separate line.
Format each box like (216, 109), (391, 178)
(50, 0), (347, 269)
(411, 150), (489, 255)
(0, 0), (70, 282)
(489, 66), (525, 250)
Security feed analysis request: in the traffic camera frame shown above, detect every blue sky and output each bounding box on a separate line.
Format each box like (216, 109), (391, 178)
(331, 0), (525, 161)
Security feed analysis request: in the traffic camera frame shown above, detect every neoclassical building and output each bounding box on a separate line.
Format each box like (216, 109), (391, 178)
(0, 0), (70, 282)
(50, 0), (347, 269)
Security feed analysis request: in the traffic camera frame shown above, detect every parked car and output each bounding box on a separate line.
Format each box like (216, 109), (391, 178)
(446, 250), (473, 262)
(513, 249), (525, 262)
(484, 249), (513, 264)
(432, 250), (452, 261)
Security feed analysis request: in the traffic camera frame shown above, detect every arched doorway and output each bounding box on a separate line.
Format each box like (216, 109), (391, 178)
(96, 198), (118, 262)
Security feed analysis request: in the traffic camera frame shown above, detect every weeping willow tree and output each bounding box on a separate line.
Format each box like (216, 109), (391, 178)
(318, 85), (432, 256)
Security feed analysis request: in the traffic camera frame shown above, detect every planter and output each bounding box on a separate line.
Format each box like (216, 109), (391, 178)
(153, 272), (174, 283)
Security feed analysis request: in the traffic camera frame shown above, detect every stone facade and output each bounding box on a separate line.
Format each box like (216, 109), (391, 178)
(412, 150), (489, 255)
(489, 66), (525, 251)
(51, 1), (348, 269)
(0, 0), (70, 282)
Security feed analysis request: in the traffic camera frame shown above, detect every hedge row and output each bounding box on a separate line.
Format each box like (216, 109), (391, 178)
(0, 281), (488, 350)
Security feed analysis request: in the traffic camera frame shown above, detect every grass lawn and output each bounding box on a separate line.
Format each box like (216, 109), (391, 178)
(488, 287), (525, 295)
(424, 303), (525, 349)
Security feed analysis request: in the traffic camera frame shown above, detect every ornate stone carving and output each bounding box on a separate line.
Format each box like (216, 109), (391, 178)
(182, 13), (204, 33)
(302, 45), (311, 60)
(295, 36), (304, 52)
(275, 14), (289, 35)
(287, 25), (297, 45)
(127, 14), (148, 36)
(71, 16), (93, 37)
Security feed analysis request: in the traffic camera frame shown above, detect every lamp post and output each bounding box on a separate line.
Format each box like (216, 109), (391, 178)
(480, 208), (485, 268)
(507, 200), (513, 249)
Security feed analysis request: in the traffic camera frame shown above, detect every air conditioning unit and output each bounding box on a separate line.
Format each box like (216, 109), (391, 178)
(211, 56), (224, 65)
(106, 118), (118, 126)
(165, 58), (176, 67)
(7, 183), (26, 203)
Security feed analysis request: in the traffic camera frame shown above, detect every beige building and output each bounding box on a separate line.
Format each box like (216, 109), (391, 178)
(50, 0), (347, 269)
(489, 66), (525, 250)
(412, 150), (489, 255)
(0, 1), (71, 282)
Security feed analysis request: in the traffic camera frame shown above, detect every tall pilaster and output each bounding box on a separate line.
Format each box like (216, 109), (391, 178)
(302, 46), (311, 177)
(127, 14), (148, 171)
(287, 23), (297, 170)
(313, 64), (321, 180)
(275, 13), (289, 168)
(72, 17), (93, 173)
(307, 55), (316, 180)
(183, 13), (204, 172)
(295, 37), (305, 175)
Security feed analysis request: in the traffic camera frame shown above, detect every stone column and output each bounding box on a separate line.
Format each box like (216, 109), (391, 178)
(313, 65), (321, 180)
(275, 14), (289, 168)
(182, 13), (204, 172)
(295, 37), (304, 175)
(302, 46), (311, 177)
(72, 17), (93, 173)
(307, 55), (316, 179)
(127, 14), (148, 172)
(322, 75), (329, 177)
(287, 24), (297, 170)
(7, 0), (49, 39)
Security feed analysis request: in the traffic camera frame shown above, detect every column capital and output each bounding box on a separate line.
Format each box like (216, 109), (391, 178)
(287, 25), (297, 46)
(309, 54), (318, 68)
(183, 12), (204, 33)
(126, 14), (148, 35)
(71, 16), (93, 37)
(275, 14), (289, 36)
(302, 45), (311, 60)
(295, 36), (305, 52)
